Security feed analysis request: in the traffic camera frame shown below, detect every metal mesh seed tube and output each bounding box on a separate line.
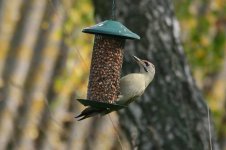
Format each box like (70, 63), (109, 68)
(87, 35), (125, 103)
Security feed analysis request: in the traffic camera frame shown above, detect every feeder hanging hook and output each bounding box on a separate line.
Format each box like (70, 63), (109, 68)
(112, 0), (116, 20)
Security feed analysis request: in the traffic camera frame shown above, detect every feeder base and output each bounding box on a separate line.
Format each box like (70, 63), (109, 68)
(76, 99), (127, 111)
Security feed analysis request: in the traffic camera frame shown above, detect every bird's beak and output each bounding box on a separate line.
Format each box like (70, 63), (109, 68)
(133, 56), (144, 65)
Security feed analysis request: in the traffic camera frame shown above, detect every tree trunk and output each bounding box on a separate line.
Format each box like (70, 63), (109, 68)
(14, 2), (64, 149)
(93, 0), (219, 150)
(0, 0), (46, 149)
(0, 0), (23, 86)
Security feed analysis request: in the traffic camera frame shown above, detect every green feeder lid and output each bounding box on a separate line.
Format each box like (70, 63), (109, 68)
(82, 20), (140, 40)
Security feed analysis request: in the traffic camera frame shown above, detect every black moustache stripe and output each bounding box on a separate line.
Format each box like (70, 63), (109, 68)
(143, 66), (148, 72)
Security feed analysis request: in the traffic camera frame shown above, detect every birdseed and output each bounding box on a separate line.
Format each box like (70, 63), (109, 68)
(87, 34), (125, 103)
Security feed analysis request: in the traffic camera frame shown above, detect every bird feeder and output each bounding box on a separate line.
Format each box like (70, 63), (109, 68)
(77, 20), (140, 110)
(77, 1), (140, 110)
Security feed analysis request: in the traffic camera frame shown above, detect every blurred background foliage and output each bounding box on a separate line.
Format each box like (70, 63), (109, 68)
(0, 0), (225, 149)
(173, 0), (226, 135)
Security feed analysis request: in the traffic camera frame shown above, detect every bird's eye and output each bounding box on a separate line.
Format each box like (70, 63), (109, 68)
(144, 61), (149, 66)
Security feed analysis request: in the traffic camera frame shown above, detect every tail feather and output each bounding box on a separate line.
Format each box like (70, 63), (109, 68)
(77, 112), (100, 121)
(77, 116), (87, 121)
(75, 107), (104, 121)
(75, 113), (84, 118)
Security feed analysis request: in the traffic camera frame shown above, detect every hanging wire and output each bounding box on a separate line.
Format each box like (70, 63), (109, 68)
(112, 0), (116, 20)
(207, 105), (213, 150)
(108, 114), (124, 150)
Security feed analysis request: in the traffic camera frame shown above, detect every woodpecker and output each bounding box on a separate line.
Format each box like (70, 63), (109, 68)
(76, 56), (155, 121)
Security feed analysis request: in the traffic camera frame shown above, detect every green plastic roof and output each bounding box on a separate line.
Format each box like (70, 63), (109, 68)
(82, 20), (140, 40)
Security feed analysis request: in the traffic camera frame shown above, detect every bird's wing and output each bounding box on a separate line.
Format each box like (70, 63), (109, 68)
(118, 73), (145, 104)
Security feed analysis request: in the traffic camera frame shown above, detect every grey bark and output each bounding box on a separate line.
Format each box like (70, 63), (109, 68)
(93, 0), (219, 150)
